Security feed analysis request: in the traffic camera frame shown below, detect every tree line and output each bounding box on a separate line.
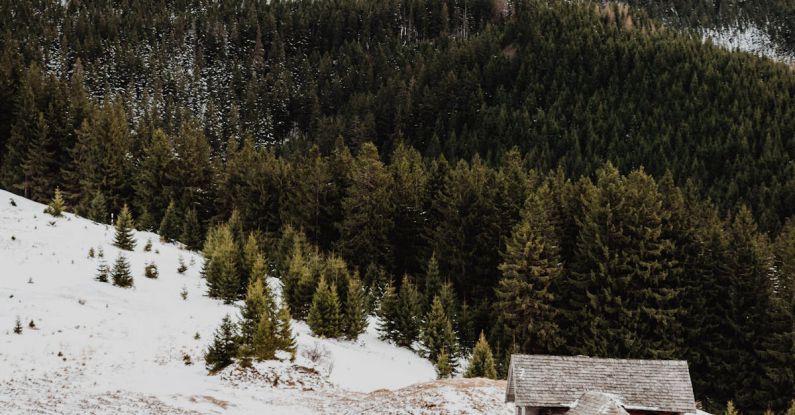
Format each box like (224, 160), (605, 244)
(1, 0), (795, 412)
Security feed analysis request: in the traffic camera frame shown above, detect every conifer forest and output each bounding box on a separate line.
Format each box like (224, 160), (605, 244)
(1, 0), (794, 413)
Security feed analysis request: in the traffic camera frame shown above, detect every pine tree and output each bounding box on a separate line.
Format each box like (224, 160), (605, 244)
(307, 276), (342, 338)
(242, 233), (261, 290)
(87, 190), (107, 223)
(495, 188), (562, 355)
(336, 142), (395, 271)
(395, 275), (423, 347)
(724, 401), (740, 415)
(158, 200), (180, 242)
(239, 275), (275, 349)
(96, 259), (110, 283)
(343, 274), (368, 340)
(464, 331), (496, 379)
(421, 296), (459, 369)
(424, 253), (442, 309)
(205, 315), (239, 373)
(113, 204), (136, 251)
(276, 304), (297, 356)
(251, 311), (277, 360)
(44, 187), (65, 217)
(204, 225), (241, 303)
(377, 281), (401, 343)
(436, 348), (453, 379)
(180, 208), (203, 250)
(111, 254), (133, 288)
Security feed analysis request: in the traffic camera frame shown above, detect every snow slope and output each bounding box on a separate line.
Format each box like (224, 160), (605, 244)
(0, 189), (511, 414)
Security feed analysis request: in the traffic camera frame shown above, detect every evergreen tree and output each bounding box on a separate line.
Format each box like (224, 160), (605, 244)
(241, 233), (261, 291)
(44, 187), (66, 217)
(276, 304), (297, 356)
(464, 331), (497, 379)
(239, 275), (275, 350)
(424, 253), (442, 309)
(307, 276), (342, 338)
(204, 224), (241, 303)
(420, 296), (459, 369)
(158, 200), (180, 242)
(724, 401), (740, 415)
(111, 254), (133, 288)
(395, 275), (423, 347)
(180, 208), (203, 250)
(343, 274), (368, 340)
(205, 315), (239, 373)
(336, 142), (395, 271)
(436, 349), (453, 379)
(495, 187), (563, 354)
(96, 259), (110, 283)
(87, 190), (107, 223)
(251, 312), (277, 360)
(377, 281), (401, 343)
(113, 204), (136, 251)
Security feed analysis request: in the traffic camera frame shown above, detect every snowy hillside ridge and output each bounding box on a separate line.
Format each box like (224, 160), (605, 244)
(0, 189), (508, 414)
(702, 25), (794, 64)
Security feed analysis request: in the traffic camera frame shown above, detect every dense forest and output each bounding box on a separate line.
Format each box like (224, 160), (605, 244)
(624, 0), (795, 57)
(1, 0), (794, 412)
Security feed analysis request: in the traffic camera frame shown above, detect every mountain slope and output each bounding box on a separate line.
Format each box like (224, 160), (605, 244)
(0, 189), (510, 414)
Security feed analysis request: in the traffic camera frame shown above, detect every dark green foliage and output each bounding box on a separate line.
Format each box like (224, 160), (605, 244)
(379, 275), (423, 348)
(111, 254), (133, 288)
(44, 188), (65, 217)
(276, 304), (297, 356)
(377, 281), (400, 343)
(87, 190), (107, 223)
(307, 276), (342, 338)
(464, 331), (496, 379)
(435, 349), (453, 379)
(336, 143), (394, 271)
(13, 317), (22, 334)
(495, 186), (563, 355)
(203, 224), (240, 303)
(343, 274), (368, 340)
(423, 253), (442, 310)
(144, 263), (158, 279)
(420, 296), (459, 370)
(180, 208), (203, 250)
(0, 1), (792, 409)
(113, 205), (136, 251)
(239, 275), (275, 352)
(158, 200), (180, 242)
(205, 315), (239, 373)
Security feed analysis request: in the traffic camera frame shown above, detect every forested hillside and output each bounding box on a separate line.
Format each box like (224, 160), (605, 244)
(625, 0), (795, 59)
(0, 0), (794, 413)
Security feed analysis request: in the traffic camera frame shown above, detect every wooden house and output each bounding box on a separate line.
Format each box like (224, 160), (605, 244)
(505, 355), (705, 415)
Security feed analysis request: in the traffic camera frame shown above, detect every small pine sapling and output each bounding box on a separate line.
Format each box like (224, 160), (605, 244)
(111, 254), (134, 288)
(180, 286), (188, 300)
(113, 204), (136, 251)
(13, 317), (22, 334)
(464, 331), (497, 379)
(144, 263), (159, 279)
(97, 247), (104, 258)
(44, 187), (66, 217)
(143, 239), (152, 252)
(28, 320), (36, 329)
(436, 349), (453, 379)
(177, 256), (188, 274)
(9, 198), (16, 207)
(96, 260), (110, 283)
(88, 247), (95, 258)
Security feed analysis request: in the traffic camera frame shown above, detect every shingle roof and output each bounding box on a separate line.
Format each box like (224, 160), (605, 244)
(567, 391), (629, 415)
(505, 355), (697, 413)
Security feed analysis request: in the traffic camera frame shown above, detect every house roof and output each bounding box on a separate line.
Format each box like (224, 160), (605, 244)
(505, 355), (697, 413)
(566, 391), (629, 415)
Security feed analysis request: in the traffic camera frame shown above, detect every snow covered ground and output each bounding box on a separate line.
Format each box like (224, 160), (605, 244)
(0, 189), (511, 414)
(702, 24), (794, 64)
